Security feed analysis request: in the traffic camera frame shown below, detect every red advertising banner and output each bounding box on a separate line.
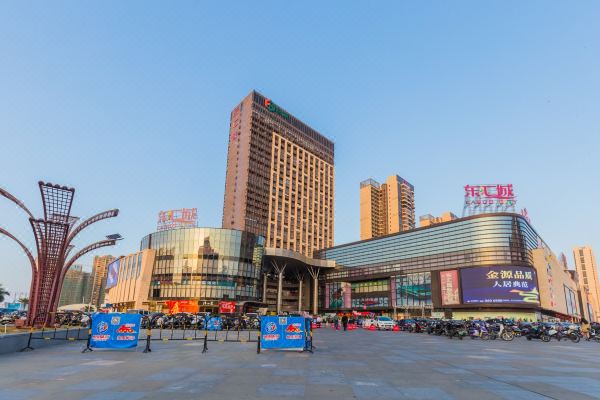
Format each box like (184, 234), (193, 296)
(440, 270), (460, 305)
(219, 301), (236, 314)
(166, 300), (199, 314)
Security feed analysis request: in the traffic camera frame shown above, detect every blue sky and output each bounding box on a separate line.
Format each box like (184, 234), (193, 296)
(1, 2), (599, 297)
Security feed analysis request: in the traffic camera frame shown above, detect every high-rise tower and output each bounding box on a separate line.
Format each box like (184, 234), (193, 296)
(222, 91), (334, 257)
(573, 246), (600, 321)
(360, 175), (415, 240)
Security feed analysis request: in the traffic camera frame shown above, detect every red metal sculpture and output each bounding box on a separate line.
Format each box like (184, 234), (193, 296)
(0, 182), (119, 326)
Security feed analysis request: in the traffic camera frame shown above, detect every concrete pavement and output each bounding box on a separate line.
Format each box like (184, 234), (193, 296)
(1, 327), (599, 399)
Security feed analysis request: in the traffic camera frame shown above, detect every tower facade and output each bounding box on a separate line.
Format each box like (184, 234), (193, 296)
(360, 175), (415, 240)
(573, 246), (600, 321)
(222, 91), (334, 257)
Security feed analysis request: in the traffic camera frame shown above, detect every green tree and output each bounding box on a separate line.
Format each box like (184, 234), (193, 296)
(18, 297), (29, 306)
(0, 284), (9, 303)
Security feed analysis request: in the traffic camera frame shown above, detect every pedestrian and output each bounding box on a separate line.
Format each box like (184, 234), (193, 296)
(342, 314), (349, 331)
(581, 318), (591, 341)
(334, 315), (339, 330)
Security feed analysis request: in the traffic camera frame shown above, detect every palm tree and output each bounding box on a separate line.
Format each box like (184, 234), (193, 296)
(0, 284), (9, 303)
(18, 297), (29, 306)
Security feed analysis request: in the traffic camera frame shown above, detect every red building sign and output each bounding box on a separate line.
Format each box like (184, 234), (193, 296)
(157, 208), (198, 231)
(219, 301), (236, 314)
(463, 184), (516, 216)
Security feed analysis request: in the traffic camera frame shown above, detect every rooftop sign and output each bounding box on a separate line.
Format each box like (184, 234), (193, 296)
(263, 98), (289, 119)
(157, 208), (198, 231)
(463, 184), (516, 216)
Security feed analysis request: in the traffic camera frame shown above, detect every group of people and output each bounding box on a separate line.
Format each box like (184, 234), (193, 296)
(332, 314), (350, 331)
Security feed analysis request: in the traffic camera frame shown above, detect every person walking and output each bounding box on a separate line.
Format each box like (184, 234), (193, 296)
(341, 314), (349, 331)
(334, 315), (339, 330)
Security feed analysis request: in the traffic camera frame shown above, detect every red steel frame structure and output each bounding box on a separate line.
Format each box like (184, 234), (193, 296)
(0, 181), (119, 326)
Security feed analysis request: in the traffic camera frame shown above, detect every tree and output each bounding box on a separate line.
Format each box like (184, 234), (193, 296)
(18, 297), (29, 306)
(0, 284), (9, 303)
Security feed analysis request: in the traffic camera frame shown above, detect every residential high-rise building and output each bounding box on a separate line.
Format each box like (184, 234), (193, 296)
(222, 90), (334, 257)
(419, 212), (458, 227)
(58, 265), (91, 307)
(360, 175), (415, 240)
(89, 255), (114, 307)
(573, 246), (600, 321)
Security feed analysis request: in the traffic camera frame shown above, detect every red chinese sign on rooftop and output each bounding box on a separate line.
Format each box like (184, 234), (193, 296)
(157, 208), (198, 231)
(463, 184), (516, 216)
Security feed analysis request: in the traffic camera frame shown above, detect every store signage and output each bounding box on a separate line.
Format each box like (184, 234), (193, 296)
(157, 208), (198, 231)
(440, 270), (460, 305)
(90, 313), (141, 349)
(166, 300), (199, 314)
(463, 184), (516, 216)
(460, 266), (540, 304)
(219, 301), (236, 314)
(263, 98), (289, 119)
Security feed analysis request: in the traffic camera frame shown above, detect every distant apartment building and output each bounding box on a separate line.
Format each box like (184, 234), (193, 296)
(573, 246), (600, 321)
(419, 212), (458, 227)
(222, 90), (334, 257)
(58, 265), (91, 307)
(360, 175), (415, 240)
(89, 255), (114, 307)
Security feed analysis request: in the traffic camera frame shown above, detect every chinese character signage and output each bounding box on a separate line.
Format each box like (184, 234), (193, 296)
(90, 313), (141, 349)
(463, 184), (516, 216)
(260, 316), (311, 351)
(219, 301), (236, 314)
(157, 208), (198, 231)
(440, 270), (460, 305)
(460, 266), (540, 304)
(105, 258), (120, 290)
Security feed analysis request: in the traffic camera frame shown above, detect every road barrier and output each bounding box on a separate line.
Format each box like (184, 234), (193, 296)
(20, 326), (90, 352)
(19, 324), (260, 353)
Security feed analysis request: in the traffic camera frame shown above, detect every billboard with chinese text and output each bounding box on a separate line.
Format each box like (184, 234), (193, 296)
(157, 208), (198, 231)
(440, 270), (460, 305)
(460, 266), (539, 304)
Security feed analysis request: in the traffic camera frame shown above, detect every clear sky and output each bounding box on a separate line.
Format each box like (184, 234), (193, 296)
(1, 2), (599, 298)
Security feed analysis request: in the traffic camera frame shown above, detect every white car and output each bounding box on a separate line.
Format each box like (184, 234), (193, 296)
(374, 316), (395, 330)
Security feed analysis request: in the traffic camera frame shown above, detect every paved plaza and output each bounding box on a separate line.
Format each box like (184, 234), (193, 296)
(1, 328), (600, 400)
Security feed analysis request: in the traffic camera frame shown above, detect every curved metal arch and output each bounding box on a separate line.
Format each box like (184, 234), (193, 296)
(66, 209), (119, 246)
(63, 239), (117, 273)
(0, 188), (35, 219)
(0, 227), (37, 273)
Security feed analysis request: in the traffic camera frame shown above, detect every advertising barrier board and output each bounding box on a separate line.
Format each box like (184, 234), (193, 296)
(90, 313), (141, 349)
(260, 316), (311, 351)
(206, 316), (222, 331)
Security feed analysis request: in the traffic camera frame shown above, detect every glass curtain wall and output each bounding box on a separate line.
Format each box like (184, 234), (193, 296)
(141, 228), (265, 302)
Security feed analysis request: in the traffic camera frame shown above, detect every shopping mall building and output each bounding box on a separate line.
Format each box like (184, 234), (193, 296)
(104, 213), (592, 322)
(105, 227), (333, 314)
(315, 213), (592, 322)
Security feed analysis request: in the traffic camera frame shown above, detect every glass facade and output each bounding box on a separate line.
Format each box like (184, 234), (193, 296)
(394, 272), (432, 307)
(317, 214), (540, 281)
(140, 228), (265, 302)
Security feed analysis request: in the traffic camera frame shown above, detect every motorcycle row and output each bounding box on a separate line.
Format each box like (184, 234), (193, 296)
(0, 310), (27, 325)
(140, 312), (261, 331)
(399, 318), (600, 343)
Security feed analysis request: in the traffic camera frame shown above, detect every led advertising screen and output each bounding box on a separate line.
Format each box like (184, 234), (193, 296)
(325, 282), (351, 309)
(460, 266), (539, 304)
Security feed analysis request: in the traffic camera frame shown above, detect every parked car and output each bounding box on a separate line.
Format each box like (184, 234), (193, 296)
(374, 316), (395, 330)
